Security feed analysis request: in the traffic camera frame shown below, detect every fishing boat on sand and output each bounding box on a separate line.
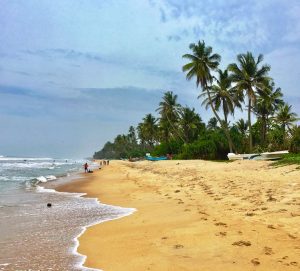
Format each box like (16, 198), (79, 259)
(227, 150), (289, 161)
(260, 150), (289, 160)
(227, 153), (258, 160)
(145, 155), (168, 161)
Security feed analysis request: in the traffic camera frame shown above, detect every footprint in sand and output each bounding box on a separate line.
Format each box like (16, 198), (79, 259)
(288, 233), (297, 239)
(232, 240), (251, 246)
(251, 258), (260, 266)
(267, 224), (276, 229)
(174, 244), (184, 249)
(267, 195), (277, 202)
(264, 247), (274, 255)
(216, 231), (227, 237)
(215, 222), (227, 227)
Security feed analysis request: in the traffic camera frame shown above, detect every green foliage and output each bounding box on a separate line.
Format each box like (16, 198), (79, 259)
(267, 125), (285, 151)
(272, 153), (300, 167)
(151, 140), (183, 156)
(178, 139), (217, 160)
(290, 126), (300, 153)
(93, 42), (298, 161)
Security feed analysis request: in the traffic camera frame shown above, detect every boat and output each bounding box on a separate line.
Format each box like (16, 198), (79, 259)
(145, 155), (168, 161)
(227, 153), (259, 160)
(260, 150), (289, 160)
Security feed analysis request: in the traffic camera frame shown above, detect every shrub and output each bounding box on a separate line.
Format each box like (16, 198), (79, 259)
(151, 140), (183, 156)
(290, 126), (300, 153)
(179, 139), (217, 160)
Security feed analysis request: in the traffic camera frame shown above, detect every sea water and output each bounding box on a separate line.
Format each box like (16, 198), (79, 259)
(0, 156), (134, 271)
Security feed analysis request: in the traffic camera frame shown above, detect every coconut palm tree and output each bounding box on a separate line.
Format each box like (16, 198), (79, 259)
(234, 118), (249, 151)
(127, 126), (137, 145)
(228, 52), (270, 152)
(156, 91), (183, 142)
(199, 69), (241, 152)
(137, 114), (158, 147)
(275, 104), (298, 144)
(179, 106), (204, 143)
(235, 119), (249, 137)
(182, 41), (237, 152)
(207, 117), (218, 130)
(254, 81), (284, 145)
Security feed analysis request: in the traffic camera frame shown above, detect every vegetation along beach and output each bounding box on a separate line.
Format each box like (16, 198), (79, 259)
(1, 1), (300, 271)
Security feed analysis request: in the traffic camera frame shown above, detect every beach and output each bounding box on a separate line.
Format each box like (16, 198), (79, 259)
(58, 160), (300, 271)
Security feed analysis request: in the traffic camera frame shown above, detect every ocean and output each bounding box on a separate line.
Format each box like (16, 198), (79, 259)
(0, 156), (134, 271)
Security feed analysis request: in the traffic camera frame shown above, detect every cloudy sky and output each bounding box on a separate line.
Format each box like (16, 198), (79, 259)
(0, 0), (299, 158)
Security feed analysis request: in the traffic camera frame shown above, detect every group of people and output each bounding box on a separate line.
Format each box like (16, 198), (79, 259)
(99, 160), (110, 166)
(83, 160), (110, 173)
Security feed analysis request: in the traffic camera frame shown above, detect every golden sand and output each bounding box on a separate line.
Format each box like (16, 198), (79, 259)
(57, 160), (300, 271)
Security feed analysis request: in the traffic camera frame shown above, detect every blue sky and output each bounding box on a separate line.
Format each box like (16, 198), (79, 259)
(0, 0), (299, 158)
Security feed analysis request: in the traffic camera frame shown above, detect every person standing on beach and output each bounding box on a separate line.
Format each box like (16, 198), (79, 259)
(84, 162), (88, 173)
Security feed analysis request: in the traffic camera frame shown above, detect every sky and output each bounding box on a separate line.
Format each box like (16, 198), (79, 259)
(0, 0), (300, 158)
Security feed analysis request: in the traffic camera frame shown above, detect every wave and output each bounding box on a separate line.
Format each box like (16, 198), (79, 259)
(25, 175), (58, 189)
(0, 157), (53, 161)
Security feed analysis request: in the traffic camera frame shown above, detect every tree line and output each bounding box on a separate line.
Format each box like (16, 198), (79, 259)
(94, 40), (299, 160)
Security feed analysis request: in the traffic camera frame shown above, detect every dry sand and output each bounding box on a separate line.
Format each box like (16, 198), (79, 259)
(58, 160), (300, 271)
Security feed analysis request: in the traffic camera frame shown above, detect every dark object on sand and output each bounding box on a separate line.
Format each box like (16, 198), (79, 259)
(88, 169), (93, 173)
(47, 203), (52, 207)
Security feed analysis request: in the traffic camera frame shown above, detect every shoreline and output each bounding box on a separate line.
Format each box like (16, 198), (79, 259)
(57, 160), (300, 271)
(55, 168), (136, 271)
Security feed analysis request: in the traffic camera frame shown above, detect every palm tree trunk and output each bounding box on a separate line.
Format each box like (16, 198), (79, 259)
(248, 97), (253, 152)
(261, 115), (266, 146)
(165, 113), (186, 144)
(206, 89), (235, 153)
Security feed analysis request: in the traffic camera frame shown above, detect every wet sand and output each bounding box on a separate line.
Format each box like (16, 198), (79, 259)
(58, 160), (300, 271)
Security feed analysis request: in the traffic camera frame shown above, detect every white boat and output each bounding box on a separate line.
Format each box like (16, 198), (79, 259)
(260, 150), (289, 160)
(227, 153), (258, 160)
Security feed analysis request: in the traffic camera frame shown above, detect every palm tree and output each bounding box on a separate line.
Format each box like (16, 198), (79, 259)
(182, 41), (242, 153)
(179, 106), (204, 143)
(137, 114), (158, 147)
(254, 81), (284, 145)
(199, 69), (241, 152)
(228, 52), (270, 152)
(275, 104), (298, 144)
(156, 91), (183, 142)
(235, 119), (249, 137)
(127, 126), (137, 144)
(207, 117), (218, 130)
(235, 118), (249, 151)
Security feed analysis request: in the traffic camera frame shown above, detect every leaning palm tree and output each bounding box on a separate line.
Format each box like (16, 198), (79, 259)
(182, 41), (238, 152)
(179, 106), (204, 143)
(228, 52), (270, 152)
(156, 91), (184, 142)
(199, 69), (241, 152)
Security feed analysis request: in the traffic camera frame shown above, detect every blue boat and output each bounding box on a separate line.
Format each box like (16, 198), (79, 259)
(145, 155), (168, 161)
